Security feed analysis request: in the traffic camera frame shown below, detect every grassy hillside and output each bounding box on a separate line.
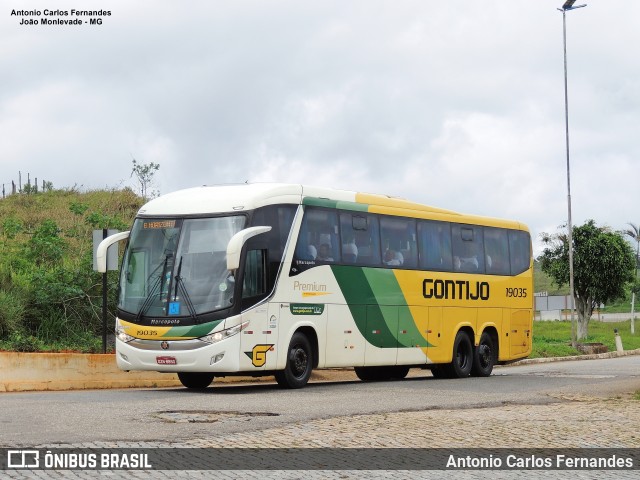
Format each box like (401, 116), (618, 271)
(0, 188), (144, 352)
(533, 259), (569, 295)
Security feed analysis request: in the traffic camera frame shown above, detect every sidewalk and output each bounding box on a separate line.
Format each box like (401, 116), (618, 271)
(2, 349), (639, 393)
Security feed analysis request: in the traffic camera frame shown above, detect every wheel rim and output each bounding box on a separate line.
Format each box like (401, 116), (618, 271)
(456, 344), (470, 370)
(290, 346), (308, 378)
(477, 343), (492, 369)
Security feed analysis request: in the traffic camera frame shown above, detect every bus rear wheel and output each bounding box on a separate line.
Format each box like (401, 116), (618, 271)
(471, 331), (495, 377)
(177, 372), (214, 389)
(449, 331), (473, 378)
(275, 332), (313, 389)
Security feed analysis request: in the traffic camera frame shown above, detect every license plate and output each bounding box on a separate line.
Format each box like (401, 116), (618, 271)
(156, 356), (177, 365)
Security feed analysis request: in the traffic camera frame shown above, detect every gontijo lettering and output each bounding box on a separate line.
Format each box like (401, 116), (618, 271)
(423, 279), (490, 300)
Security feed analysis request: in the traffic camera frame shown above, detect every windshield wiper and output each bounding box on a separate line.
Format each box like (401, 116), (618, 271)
(173, 256), (197, 320)
(136, 254), (171, 320)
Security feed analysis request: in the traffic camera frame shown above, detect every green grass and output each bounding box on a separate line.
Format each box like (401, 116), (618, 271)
(531, 319), (640, 358)
(599, 297), (637, 314)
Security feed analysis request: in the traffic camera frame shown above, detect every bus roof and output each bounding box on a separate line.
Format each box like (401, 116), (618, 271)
(137, 183), (528, 231)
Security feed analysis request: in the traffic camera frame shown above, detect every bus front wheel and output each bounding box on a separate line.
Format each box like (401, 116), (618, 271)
(275, 332), (313, 389)
(177, 372), (214, 389)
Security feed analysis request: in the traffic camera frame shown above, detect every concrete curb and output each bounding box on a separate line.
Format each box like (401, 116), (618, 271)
(0, 352), (336, 392)
(505, 348), (640, 366)
(1, 349), (639, 393)
(0, 352), (181, 392)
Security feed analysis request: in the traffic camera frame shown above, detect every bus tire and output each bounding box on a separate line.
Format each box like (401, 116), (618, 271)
(450, 331), (473, 378)
(177, 372), (214, 389)
(430, 365), (449, 379)
(275, 332), (313, 389)
(389, 366), (410, 379)
(354, 366), (378, 381)
(354, 366), (390, 381)
(471, 331), (495, 377)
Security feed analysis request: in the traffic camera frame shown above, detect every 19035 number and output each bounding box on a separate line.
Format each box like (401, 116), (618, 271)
(506, 288), (528, 298)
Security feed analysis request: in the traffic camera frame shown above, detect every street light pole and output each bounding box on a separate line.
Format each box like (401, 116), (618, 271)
(558, 0), (586, 346)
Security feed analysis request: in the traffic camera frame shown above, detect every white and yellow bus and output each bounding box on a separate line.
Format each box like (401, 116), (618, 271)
(98, 183), (533, 389)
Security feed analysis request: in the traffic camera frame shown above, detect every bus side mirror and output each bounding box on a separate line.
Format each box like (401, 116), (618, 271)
(96, 231), (130, 273)
(226, 226), (272, 271)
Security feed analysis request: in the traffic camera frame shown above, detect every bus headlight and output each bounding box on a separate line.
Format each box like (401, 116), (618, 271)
(115, 325), (135, 343)
(200, 321), (249, 344)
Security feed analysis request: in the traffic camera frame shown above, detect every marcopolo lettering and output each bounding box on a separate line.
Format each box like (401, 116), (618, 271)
(422, 279), (490, 301)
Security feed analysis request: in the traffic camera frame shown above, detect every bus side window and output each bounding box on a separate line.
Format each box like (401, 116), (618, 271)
(242, 249), (267, 308)
(418, 221), (452, 271)
(293, 207), (340, 269)
(451, 225), (485, 273)
(340, 213), (381, 266)
(509, 230), (531, 275)
(380, 216), (417, 268)
(484, 227), (510, 275)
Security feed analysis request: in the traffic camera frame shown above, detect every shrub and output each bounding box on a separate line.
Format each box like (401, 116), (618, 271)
(0, 290), (25, 338)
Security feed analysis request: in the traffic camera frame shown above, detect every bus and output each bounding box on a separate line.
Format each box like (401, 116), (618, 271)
(97, 183), (533, 389)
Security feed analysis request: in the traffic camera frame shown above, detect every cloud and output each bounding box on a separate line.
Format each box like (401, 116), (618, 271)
(1, 0), (639, 258)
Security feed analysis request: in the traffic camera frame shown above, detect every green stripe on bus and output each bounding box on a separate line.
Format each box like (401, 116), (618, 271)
(331, 266), (431, 348)
(331, 266), (388, 345)
(161, 319), (223, 338)
(303, 197), (369, 212)
(362, 269), (427, 348)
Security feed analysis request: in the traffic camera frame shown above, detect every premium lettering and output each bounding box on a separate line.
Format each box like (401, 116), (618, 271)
(293, 281), (327, 292)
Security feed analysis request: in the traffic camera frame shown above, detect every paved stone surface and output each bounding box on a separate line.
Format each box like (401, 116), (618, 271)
(4, 391), (638, 479)
(4, 353), (640, 479)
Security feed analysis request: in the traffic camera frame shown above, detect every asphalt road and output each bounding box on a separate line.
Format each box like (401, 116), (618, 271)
(0, 356), (638, 448)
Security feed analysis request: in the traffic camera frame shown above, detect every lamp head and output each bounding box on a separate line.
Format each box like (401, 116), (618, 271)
(561, 0), (587, 10)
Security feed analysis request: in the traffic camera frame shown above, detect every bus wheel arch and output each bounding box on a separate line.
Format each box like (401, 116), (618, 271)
(296, 326), (319, 369)
(275, 328), (316, 389)
(471, 328), (498, 377)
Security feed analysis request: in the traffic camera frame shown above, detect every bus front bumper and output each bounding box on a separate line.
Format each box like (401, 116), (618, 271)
(115, 334), (241, 373)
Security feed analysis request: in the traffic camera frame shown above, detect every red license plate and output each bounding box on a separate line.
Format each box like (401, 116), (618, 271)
(156, 356), (177, 365)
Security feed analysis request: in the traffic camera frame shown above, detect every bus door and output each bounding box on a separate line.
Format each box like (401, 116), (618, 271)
(238, 246), (279, 371)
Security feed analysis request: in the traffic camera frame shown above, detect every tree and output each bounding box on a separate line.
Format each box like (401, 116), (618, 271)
(130, 158), (160, 200)
(623, 223), (640, 334)
(539, 220), (635, 340)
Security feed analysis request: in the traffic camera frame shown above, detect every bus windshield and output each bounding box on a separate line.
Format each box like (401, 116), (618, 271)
(118, 216), (246, 318)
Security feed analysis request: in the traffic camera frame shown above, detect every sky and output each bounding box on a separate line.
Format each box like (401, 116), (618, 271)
(1, 1), (639, 255)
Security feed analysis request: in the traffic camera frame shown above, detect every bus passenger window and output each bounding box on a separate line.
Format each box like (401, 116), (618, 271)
(418, 221), (453, 271)
(380, 217), (417, 269)
(509, 230), (531, 275)
(339, 213), (381, 266)
(484, 227), (510, 275)
(292, 207), (340, 274)
(317, 243), (334, 262)
(451, 225), (485, 273)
